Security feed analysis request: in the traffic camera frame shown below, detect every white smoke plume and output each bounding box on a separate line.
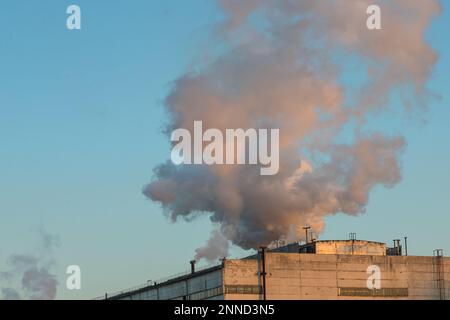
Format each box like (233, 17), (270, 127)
(195, 230), (230, 262)
(143, 0), (440, 261)
(0, 229), (59, 300)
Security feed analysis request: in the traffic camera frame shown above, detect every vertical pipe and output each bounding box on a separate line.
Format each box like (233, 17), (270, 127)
(260, 246), (267, 301)
(395, 239), (401, 255)
(303, 226), (311, 244)
(404, 237), (408, 256)
(257, 250), (262, 300)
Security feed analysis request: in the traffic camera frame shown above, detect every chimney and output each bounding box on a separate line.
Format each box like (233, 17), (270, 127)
(190, 260), (196, 274)
(393, 239), (402, 255)
(404, 237), (408, 256)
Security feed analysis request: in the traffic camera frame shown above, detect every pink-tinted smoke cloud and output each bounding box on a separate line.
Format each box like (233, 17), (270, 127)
(143, 0), (440, 262)
(0, 230), (59, 300)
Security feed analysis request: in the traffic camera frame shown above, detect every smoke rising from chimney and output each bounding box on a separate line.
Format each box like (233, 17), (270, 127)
(0, 229), (59, 300)
(195, 230), (230, 263)
(143, 0), (440, 262)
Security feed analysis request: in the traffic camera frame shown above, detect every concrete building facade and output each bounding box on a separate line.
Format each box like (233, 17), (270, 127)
(108, 240), (449, 300)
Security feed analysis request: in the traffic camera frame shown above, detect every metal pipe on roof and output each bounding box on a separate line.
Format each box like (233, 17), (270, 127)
(404, 237), (408, 256)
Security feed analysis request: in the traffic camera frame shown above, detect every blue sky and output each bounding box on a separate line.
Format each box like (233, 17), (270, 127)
(0, 1), (449, 299)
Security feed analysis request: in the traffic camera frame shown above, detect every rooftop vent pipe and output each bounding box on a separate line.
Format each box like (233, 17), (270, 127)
(190, 260), (196, 274)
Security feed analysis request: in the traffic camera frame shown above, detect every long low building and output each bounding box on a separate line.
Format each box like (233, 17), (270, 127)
(106, 239), (449, 300)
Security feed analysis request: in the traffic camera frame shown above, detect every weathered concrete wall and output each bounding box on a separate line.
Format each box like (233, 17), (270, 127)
(223, 253), (450, 300)
(223, 259), (260, 300)
(315, 240), (386, 256)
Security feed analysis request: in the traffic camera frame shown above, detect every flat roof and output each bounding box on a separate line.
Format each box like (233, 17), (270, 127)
(312, 239), (386, 245)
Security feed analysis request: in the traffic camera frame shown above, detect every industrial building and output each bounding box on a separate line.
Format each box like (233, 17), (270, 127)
(106, 238), (449, 300)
